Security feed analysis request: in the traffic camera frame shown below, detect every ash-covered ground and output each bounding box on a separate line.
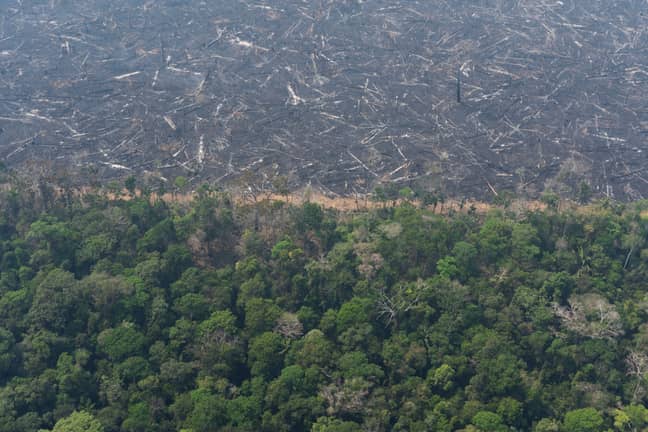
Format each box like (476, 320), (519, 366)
(1, 0), (647, 199)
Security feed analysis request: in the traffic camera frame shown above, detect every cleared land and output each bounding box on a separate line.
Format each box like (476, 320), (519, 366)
(1, 0), (647, 200)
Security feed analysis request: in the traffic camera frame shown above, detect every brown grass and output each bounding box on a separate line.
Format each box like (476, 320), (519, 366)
(122, 187), (546, 215)
(3, 182), (548, 215)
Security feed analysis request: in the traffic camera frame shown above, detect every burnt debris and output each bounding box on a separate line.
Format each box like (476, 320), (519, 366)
(0, 0), (647, 200)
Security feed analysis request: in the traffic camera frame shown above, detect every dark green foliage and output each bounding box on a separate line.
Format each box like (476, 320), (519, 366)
(1, 185), (648, 431)
(97, 324), (147, 362)
(124, 176), (137, 196)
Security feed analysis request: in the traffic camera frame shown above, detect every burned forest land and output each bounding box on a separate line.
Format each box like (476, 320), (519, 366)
(1, 0), (648, 201)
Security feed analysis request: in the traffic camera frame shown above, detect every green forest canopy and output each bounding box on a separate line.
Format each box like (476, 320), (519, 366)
(1, 179), (648, 431)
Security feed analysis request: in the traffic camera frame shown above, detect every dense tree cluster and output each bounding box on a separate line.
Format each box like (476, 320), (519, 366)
(1, 174), (648, 431)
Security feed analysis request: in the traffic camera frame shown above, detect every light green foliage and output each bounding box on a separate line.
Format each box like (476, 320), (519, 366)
(534, 418), (560, 432)
(541, 192), (560, 210)
(174, 176), (188, 191)
(563, 408), (604, 432)
(472, 411), (506, 432)
(311, 416), (362, 432)
(47, 411), (103, 432)
(613, 405), (648, 430)
(437, 255), (459, 279)
(428, 364), (455, 392)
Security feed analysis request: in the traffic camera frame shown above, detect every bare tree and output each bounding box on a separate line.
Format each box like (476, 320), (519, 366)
(376, 279), (425, 328)
(626, 350), (648, 402)
(354, 241), (384, 280)
(552, 293), (623, 340)
(320, 378), (370, 416)
(274, 313), (304, 339)
(622, 221), (644, 270)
